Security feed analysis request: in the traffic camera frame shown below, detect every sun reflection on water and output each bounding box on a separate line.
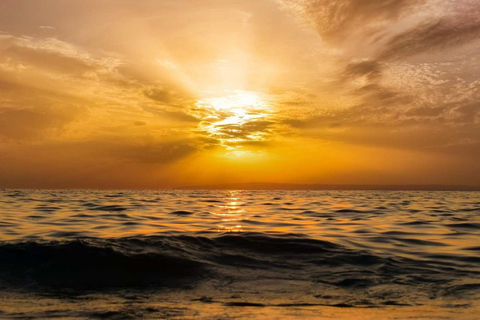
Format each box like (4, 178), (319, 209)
(211, 191), (245, 233)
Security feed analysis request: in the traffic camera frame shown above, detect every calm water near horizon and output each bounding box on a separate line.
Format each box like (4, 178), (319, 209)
(0, 189), (479, 319)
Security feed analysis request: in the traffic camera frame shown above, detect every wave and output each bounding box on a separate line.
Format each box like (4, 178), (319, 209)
(1, 233), (478, 297)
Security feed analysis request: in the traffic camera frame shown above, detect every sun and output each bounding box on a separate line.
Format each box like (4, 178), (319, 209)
(196, 90), (272, 149)
(205, 91), (265, 112)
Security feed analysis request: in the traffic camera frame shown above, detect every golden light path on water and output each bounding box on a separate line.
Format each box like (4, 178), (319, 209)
(212, 191), (245, 233)
(196, 90), (272, 151)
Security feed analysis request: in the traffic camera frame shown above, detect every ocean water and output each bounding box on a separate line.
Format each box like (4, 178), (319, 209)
(0, 189), (479, 319)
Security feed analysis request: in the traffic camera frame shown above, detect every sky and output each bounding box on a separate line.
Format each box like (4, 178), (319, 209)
(0, 0), (479, 188)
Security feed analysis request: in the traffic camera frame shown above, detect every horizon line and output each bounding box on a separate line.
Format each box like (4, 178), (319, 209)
(1, 183), (480, 191)
(178, 182), (480, 191)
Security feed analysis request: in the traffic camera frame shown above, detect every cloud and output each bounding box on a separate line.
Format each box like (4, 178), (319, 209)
(379, 7), (480, 60)
(0, 35), (125, 82)
(144, 87), (174, 104)
(343, 60), (384, 81)
(0, 105), (81, 140)
(278, 0), (426, 43)
(103, 140), (198, 164)
(212, 120), (276, 140)
(141, 106), (199, 123)
(276, 0), (480, 155)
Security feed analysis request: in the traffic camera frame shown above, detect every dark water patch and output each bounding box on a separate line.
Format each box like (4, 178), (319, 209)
(36, 221), (71, 226)
(431, 209), (448, 213)
(223, 302), (266, 307)
(382, 231), (422, 236)
(329, 303), (355, 308)
(366, 236), (392, 244)
(335, 209), (366, 213)
(393, 238), (448, 246)
(446, 223), (480, 229)
(93, 205), (128, 212)
(333, 278), (375, 288)
(170, 211), (194, 215)
(279, 207), (306, 211)
(441, 303), (472, 308)
(382, 301), (412, 306)
(451, 217), (469, 222)
(122, 221), (140, 226)
(442, 283), (480, 296)
(104, 193), (125, 198)
(0, 238), (207, 290)
(142, 215), (163, 221)
(462, 246), (480, 251)
(138, 199), (160, 203)
(301, 210), (319, 214)
(98, 213), (132, 219)
(26, 215), (47, 220)
(437, 213), (453, 217)
(211, 233), (340, 255)
(71, 214), (95, 218)
(81, 202), (100, 208)
(398, 221), (431, 226)
(5, 192), (25, 198)
(39, 198), (63, 204)
(35, 206), (61, 212)
(48, 231), (83, 238)
(192, 296), (214, 303)
(0, 222), (17, 227)
(352, 229), (373, 234)
(424, 254), (480, 265)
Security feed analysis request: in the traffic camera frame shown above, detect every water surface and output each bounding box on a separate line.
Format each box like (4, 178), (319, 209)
(0, 190), (479, 319)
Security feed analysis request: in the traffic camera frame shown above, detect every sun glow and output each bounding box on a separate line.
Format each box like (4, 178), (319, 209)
(196, 90), (272, 150)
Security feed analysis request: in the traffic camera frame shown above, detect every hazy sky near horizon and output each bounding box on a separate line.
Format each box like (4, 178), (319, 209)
(0, 0), (479, 188)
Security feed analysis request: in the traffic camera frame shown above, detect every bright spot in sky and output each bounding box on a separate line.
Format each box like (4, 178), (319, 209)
(196, 90), (271, 150)
(204, 91), (265, 111)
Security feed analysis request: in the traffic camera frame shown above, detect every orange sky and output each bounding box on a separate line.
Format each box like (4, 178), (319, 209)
(0, 0), (479, 188)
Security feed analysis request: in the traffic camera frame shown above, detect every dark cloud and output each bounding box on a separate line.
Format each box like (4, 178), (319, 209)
(379, 11), (480, 60)
(142, 106), (199, 123)
(281, 0), (425, 42)
(144, 87), (173, 103)
(343, 60), (384, 81)
(107, 140), (197, 164)
(214, 120), (275, 140)
(284, 97), (479, 130)
(0, 105), (80, 140)
(283, 0), (480, 59)
(143, 86), (195, 105)
(35, 138), (199, 164)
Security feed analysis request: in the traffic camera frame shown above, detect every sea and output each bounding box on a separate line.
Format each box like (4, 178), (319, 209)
(0, 189), (479, 319)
